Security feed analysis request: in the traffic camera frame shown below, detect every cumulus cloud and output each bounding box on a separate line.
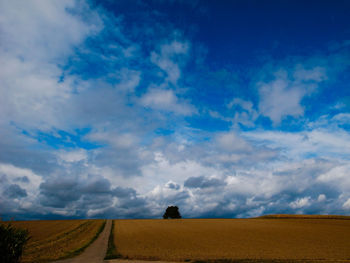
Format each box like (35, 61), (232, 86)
(0, 1), (101, 61)
(293, 65), (327, 82)
(227, 98), (259, 127)
(115, 68), (141, 92)
(343, 199), (350, 210)
(165, 181), (181, 190)
(317, 164), (350, 191)
(216, 131), (252, 153)
(245, 122), (350, 160)
(57, 149), (88, 164)
(0, 0), (103, 130)
(40, 177), (81, 208)
(258, 67), (327, 125)
(140, 119), (350, 217)
(140, 88), (195, 115)
(37, 172), (152, 219)
(140, 39), (195, 116)
(184, 176), (226, 188)
(4, 184), (27, 199)
(0, 163), (43, 195)
(317, 194), (326, 202)
(290, 197), (311, 209)
(151, 40), (189, 85)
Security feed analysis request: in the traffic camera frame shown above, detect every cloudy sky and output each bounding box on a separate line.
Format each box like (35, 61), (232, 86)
(1, 0), (350, 220)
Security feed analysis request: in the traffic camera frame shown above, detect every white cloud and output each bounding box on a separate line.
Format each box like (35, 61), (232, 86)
(0, 0), (103, 130)
(317, 164), (350, 190)
(228, 98), (254, 110)
(258, 71), (307, 125)
(151, 40), (189, 85)
(114, 68), (141, 92)
(87, 130), (139, 149)
(343, 198), (350, 210)
(293, 65), (327, 82)
(227, 98), (258, 127)
(0, 0), (101, 62)
(290, 197), (311, 209)
(57, 149), (88, 163)
(317, 194), (326, 202)
(258, 67), (327, 125)
(139, 151), (222, 194)
(331, 113), (350, 125)
(140, 88), (195, 115)
(245, 126), (350, 161)
(0, 163), (43, 199)
(216, 131), (252, 153)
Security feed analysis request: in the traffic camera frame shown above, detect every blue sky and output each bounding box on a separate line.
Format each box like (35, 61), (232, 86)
(1, 0), (350, 220)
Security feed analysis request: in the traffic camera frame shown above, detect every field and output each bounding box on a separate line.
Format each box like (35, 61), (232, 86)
(112, 217), (350, 262)
(3, 219), (105, 263)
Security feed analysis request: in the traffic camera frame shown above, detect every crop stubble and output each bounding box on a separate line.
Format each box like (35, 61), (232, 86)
(4, 219), (105, 263)
(113, 218), (350, 261)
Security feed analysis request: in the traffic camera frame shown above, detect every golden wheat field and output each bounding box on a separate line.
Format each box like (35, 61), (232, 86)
(113, 217), (350, 262)
(3, 219), (105, 263)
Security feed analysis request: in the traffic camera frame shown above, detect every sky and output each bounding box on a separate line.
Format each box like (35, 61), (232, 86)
(1, 0), (350, 220)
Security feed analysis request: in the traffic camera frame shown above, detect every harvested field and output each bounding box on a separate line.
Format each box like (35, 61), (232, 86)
(113, 218), (350, 262)
(3, 219), (105, 263)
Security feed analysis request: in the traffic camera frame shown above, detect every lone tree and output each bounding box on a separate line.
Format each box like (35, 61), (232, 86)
(163, 206), (182, 219)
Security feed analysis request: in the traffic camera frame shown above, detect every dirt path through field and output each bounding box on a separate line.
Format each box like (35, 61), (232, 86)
(53, 219), (112, 263)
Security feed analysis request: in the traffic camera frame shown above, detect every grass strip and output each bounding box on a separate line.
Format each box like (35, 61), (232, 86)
(61, 219), (107, 259)
(194, 260), (331, 263)
(255, 214), (350, 220)
(104, 220), (122, 260)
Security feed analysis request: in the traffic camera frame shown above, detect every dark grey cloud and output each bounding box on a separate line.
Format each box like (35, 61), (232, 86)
(80, 177), (111, 194)
(112, 186), (137, 198)
(39, 177), (81, 208)
(79, 194), (113, 210)
(35, 172), (155, 219)
(39, 175), (115, 209)
(184, 176), (226, 189)
(14, 176), (30, 183)
(112, 186), (148, 210)
(0, 174), (7, 183)
(161, 190), (190, 206)
(119, 196), (147, 209)
(4, 184), (27, 199)
(166, 181), (180, 190)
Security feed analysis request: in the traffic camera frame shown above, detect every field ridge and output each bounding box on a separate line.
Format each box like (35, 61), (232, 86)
(256, 214), (350, 220)
(104, 220), (122, 260)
